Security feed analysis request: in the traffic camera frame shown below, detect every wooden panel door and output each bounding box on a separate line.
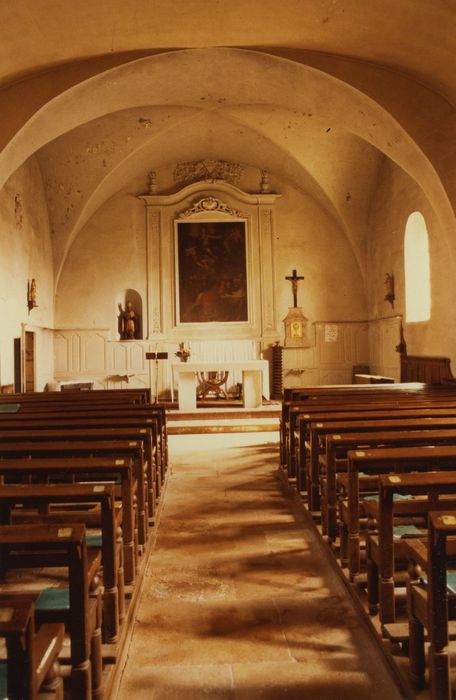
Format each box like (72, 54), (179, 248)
(25, 331), (35, 392)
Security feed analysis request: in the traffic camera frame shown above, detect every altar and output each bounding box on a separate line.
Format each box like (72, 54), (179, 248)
(171, 360), (270, 411)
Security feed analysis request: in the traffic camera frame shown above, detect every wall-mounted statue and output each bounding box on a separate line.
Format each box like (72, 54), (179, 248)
(119, 301), (139, 340)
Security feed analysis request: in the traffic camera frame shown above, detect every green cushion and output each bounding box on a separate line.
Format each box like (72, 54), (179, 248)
(363, 493), (413, 502)
(421, 572), (456, 594)
(393, 524), (422, 538)
(86, 534), (102, 548)
(0, 664), (7, 700)
(447, 572), (456, 594)
(0, 404), (20, 413)
(36, 587), (70, 611)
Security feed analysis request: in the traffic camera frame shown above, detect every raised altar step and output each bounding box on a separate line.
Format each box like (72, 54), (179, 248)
(166, 405), (280, 435)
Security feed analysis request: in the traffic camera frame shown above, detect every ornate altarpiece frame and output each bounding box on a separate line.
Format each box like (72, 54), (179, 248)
(138, 180), (281, 341)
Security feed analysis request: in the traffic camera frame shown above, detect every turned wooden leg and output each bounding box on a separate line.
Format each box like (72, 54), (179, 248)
(366, 542), (379, 616)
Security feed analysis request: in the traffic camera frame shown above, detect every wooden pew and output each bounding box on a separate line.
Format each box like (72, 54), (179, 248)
(0, 483), (121, 644)
(0, 390), (166, 698)
(0, 388), (150, 405)
(287, 394), (456, 480)
(283, 381), (456, 447)
(0, 407), (167, 494)
(0, 524), (101, 700)
(342, 445), (456, 577)
(295, 403), (456, 489)
(0, 401), (166, 470)
(0, 596), (64, 699)
(0, 457), (137, 586)
(324, 428), (456, 542)
(403, 511), (456, 699)
(281, 380), (448, 466)
(0, 416), (163, 510)
(0, 427), (157, 523)
(0, 439), (147, 551)
(365, 471), (456, 624)
(307, 415), (456, 511)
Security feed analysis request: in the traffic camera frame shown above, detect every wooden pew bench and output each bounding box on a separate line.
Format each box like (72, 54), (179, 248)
(323, 428), (456, 542)
(0, 409), (166, 500)
(340, 445), (456, 578)
(0, 483), (121, 645)
(403, 512), (456, 699)
(0, 439), (147, 553)
(281, 382), (451, 471)
(306, 415), (456, 514)
(0, 596), (64, 699)
(0, 426), (157, 524)
(0, 416), (162, 512)
(0, 389), (149, 406)
(0, 457), (137, 586)
(295, 403), (456, 492)
(0, 524), (101, 700)
(283, 385), (456, 477)
(364, 471), (456, 625)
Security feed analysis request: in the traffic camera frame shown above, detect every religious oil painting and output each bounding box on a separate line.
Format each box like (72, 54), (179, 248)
(176, 220), (248, 323)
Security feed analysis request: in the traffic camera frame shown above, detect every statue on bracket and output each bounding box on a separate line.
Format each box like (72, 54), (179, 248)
(118, 301), (139, 340)
(283, 269), (311, 347)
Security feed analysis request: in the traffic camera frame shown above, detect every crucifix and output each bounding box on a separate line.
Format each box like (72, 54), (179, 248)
(286, 269), (304, 308)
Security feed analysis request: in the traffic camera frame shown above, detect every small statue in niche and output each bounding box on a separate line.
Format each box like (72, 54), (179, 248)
(119, 301), (139, 340)
(27, 278), (37, 312)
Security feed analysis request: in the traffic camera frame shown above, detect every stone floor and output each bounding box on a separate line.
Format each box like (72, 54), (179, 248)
(116, 433), (404, 699)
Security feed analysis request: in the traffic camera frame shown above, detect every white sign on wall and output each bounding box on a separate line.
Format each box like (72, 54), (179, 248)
(324, 324), (338, 343)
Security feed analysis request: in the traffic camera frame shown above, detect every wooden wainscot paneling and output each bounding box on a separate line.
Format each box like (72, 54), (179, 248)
(369, 317), (401, 381)
(54, 332), (71, 374)
(350, 322), (369, 365)
(316, 322), (369, 370)
(82, 332), (108, 372)
(129, 343), (147, 371)
(316, 323), (346, 365)
(319, 369), (352, 384)
(71, 334), (82, 373)
(112, 342), (128, 372)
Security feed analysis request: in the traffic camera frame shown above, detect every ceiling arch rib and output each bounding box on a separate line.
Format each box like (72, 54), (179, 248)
(3, 48), (454, 265)
(0, 1), (454, 104)
(49, 106), (364, 287)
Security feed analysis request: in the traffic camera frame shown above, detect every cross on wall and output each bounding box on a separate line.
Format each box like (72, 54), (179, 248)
(285, 269), (304, 307)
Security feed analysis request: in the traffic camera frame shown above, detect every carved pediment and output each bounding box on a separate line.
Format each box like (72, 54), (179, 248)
(178, 196), (244, 219)
(174, 160), (244, 186)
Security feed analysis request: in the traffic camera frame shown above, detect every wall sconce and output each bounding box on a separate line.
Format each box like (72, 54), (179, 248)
(384, 272), (395, 308)
(27, 278), (37, 313)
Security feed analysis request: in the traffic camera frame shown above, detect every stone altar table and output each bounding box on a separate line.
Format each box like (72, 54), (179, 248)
(171, 361), (270, 411)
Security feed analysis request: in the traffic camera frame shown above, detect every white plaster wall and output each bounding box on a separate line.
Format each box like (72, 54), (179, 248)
(0, 158), (54, 388)
(55, 188), (147, 335)
(275, 182), (367, 326)
(367, 160), (456, 369)
(55, 173), (367, 341)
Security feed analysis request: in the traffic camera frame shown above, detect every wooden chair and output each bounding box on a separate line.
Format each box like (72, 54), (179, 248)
(0, 596), (65, 699)
(0, 483), (121, 644)
(341, 444), (456, 577)
(0, 524), (102, 700)
(404, 511), (456, 699)
(197, 371), (229, 400)
(0, 457), (137, 586)
(365, 471), (456, 624)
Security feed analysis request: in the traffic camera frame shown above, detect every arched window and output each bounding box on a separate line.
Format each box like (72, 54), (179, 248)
(404, 211), (431, 322)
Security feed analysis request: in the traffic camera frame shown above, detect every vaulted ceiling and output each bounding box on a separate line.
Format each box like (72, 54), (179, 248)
(1, 1), (455, 281)
(2, 0), (455, 103)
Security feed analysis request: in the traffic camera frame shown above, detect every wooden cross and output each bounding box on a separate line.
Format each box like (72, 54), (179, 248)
(286, 269), (304, 307)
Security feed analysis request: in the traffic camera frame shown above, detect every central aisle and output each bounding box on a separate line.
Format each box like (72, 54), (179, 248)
(117, 434), (403, 699)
